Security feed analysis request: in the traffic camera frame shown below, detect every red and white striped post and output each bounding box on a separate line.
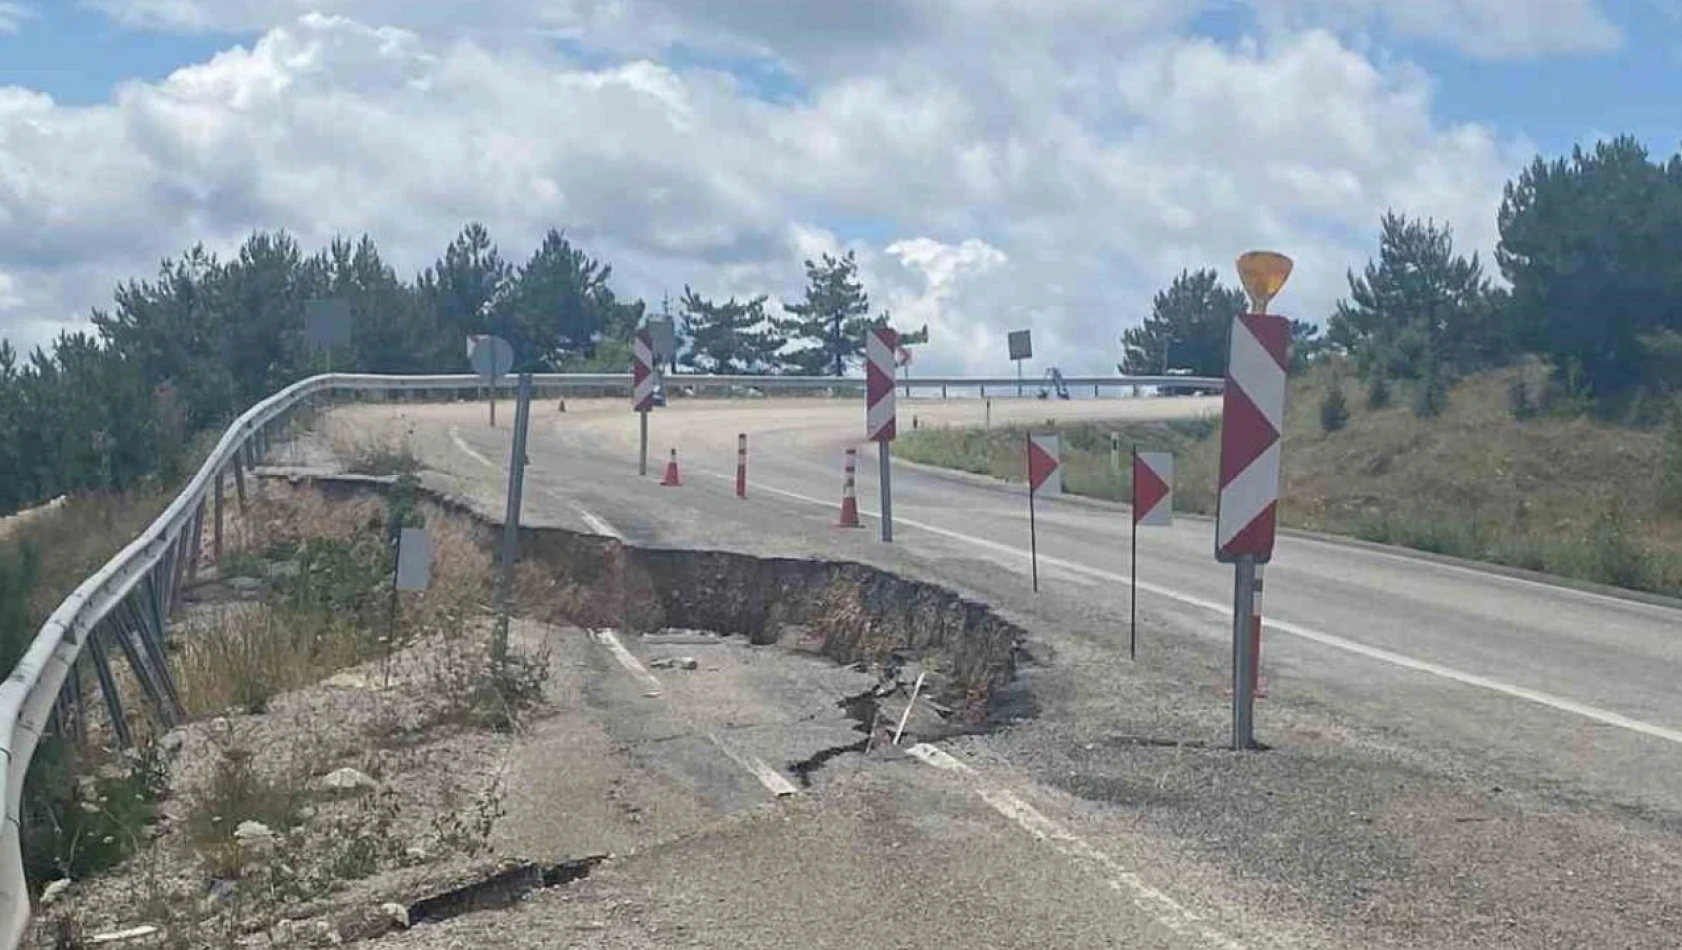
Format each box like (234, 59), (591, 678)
(736, 433), (748, 499)
(866, 327), (899, 543)
(1216, 250), (1293, 751)
(837, 447), (862, 527)
(632, 329), (657, 477)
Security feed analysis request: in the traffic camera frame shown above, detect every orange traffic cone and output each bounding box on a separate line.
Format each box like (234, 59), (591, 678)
(836, 447), (861, 527)
(660, 448), (682, 487)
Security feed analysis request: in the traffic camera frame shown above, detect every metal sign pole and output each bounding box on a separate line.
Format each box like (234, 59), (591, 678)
(879, 444), (894, 543)
(1016, 358), (1023, 397)
(487, 373), (496, 428)
(1028, 476), (1039, 593)
(1231, 555), (1258, 750)
(638, 410), (649, 477)
(493, 373), (533, 662)
(1130, 446), (1138, 661)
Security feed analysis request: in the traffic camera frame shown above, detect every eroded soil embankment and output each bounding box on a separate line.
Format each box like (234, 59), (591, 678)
(518, 528), (1029, 723)
(310, 477), (1031, 725)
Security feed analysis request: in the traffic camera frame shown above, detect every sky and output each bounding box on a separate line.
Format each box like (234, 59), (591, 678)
(0, 0), (1678, 376)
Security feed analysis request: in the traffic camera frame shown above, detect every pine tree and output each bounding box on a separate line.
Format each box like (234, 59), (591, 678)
(1120, 270), (1247, 377)
(775, 251), (877, 376)
(679, 287), (785, 374)
(1328, 212), (1506, 382)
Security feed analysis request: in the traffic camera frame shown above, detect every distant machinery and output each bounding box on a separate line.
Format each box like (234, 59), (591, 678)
(1037, 367), (1071, 400)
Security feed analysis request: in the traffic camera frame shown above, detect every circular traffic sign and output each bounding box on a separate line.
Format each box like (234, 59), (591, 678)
(469, 335), (514, 378)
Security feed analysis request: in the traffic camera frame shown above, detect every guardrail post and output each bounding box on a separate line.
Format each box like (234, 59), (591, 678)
(213, 469), (225, 562)
(61, 659), (86, 745)
(108, 604), (177, 729)
(186, 500), (204, 585)
(134, 581), (183, 716)
(232, 452), (247, 509)
(169, 526), (192, 614)
(85, 629), (133, 749)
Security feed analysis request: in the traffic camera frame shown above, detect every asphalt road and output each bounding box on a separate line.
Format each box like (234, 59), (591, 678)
(323, 394), (1682, 948)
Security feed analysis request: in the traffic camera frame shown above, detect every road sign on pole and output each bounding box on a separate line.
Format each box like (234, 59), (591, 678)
(469, 335), (514, 428)
(648, 317), (677, 374)
(304, 298), (352, 348)
(866, 327), (899, 543)
(1130, 450), (1174, 661)
(1219, 249), (1293, 751)
(395, 527), (432, 592)
(1026, 432), (1062, 593)
(633, 328), (656, 476)
(1008, 330), (1032, 397)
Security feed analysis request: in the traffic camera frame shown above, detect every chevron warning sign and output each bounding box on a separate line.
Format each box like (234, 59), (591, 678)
(1027, 433), (1062, 495)
(632, 329), (656, 413)
(1215, 312), (1291, 563)
(866, 327), (898, 442)
(1133, 451), (1173, 527)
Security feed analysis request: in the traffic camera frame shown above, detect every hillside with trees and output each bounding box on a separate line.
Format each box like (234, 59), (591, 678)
(0, 226), (905, 518)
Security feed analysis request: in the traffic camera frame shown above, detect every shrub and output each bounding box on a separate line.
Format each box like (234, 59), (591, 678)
(1319, 384), (1350, 433)
(1412, 367), (1448, 418)
(1507, 376), (1535, 420)
(1365, 373), (1391, 410)
(21, 738), (168, 888)
(1662, 403), (1682, 516)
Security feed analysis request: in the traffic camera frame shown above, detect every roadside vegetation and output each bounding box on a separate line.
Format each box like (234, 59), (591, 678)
(902, 360), (1682, 597)
(18, 478), (552, 947)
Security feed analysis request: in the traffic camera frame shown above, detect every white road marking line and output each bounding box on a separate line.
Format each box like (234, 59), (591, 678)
(589, 626), (797, 797)
(571, 504), (623, 539)
(707, 470), (1682, 747)
(708, 733), (800, 798)
(447, 426), (495, 469)
(905, 744), (1244, 950)
(589, 629), (662, 697)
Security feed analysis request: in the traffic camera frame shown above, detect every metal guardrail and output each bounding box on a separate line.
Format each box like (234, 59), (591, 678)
(0, 368), (1223, 944)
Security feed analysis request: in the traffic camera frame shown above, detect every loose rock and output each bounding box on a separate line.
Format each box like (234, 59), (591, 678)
(317, 766), (378, 796)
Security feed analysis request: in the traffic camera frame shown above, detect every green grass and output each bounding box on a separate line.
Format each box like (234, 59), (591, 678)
(898, 417), (1220, 513)
(898, 364), (1682, 598)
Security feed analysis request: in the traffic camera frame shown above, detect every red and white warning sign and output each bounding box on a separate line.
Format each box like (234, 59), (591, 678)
(866, 327), (899, 442)
(632, 329), (656, 412)
(1133, 451), (1174, 526)
(1215, 312), (1290, 563)
(1027, 433), (1062, 495)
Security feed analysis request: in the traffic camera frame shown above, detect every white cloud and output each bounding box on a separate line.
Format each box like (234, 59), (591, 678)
(0, 9), (1531, 375)
(1246, 0), (1620, 58)
(0, 2), (32, 34)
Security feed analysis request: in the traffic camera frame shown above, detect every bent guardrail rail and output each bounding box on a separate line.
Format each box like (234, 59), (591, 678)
(0, 369), (1221, 945)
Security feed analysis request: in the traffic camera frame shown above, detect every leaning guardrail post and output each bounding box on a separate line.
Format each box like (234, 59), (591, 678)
(213, 469), (225, 562)
(131, 585), (183, 718)
(64, 661), (85, 745)
(85, 629), (133, 749)
(232, 451), (247, 509)
(186, 501), (204, 585)
(168, 527), (192, 614)
(103, 612), (174, 730)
